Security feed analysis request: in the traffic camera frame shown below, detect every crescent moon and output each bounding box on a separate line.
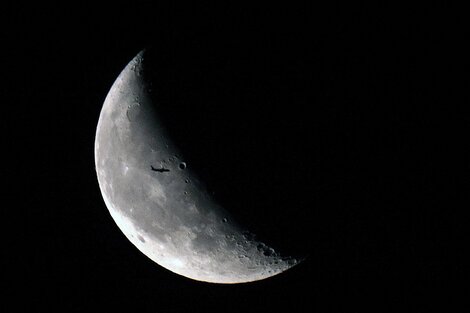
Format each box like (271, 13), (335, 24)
(95, 51), (300, 283)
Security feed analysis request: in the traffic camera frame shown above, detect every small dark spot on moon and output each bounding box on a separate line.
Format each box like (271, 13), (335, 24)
(263, 248), (275, 257)
(179, 162), (187, 170)
(126, 103), (140, 121)
(185, 178), (190, 184)
(222, 218), (228, 223)
(137, 235), (145, 243)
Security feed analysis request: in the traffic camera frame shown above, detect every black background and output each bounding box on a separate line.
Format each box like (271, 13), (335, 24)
(3, 2), (467, 312)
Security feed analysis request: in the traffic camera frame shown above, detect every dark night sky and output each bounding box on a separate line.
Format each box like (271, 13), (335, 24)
(4, 3), (467, 312)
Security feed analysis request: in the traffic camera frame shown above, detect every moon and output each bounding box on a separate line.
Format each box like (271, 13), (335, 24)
(94, 50), (301, 283)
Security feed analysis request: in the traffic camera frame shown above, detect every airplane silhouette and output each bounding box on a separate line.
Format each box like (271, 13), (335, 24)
(151, 165), (170, 172)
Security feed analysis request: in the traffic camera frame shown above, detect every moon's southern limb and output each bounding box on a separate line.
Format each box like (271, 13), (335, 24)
(94, 51), (301, 283)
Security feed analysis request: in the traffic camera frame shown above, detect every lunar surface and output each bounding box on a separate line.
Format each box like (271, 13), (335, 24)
(95, 51), (300, 283)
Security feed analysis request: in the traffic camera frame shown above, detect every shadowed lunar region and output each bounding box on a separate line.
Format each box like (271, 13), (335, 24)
(94, 51), (302, 283)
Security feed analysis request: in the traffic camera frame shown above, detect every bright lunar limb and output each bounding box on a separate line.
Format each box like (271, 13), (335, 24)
(94, 50), (301, 283)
